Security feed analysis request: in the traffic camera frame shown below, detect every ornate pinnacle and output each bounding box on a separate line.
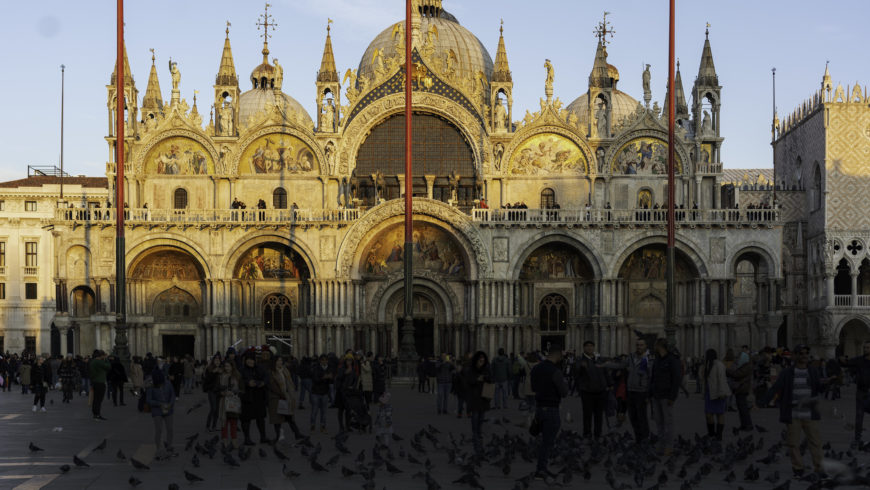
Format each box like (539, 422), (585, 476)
(594, 11), (615, 46)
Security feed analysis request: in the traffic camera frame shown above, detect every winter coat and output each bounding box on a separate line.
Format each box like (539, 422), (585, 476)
(650, 352), (682, 401)
(239, 363), (268, 420)
(522, 360), (538, 396)
(360, 360), (373, 392)
(576, 354), (610, 393)
(31, 362), (51, 388)
(605, 352), (652, 393)
(267, 367), (296, 424)
(372, 361), (387, 396)
(183, 359), (195, 379)
(462, 365), (492, 413)
(109, 360), (128, 384)
(726, 361), (753, 396)
(146, 383), (176, 417)
(702, 360), (732, 400)
(217, 373), (240, 423)
(335, 368), (360, 409)
(89, 359), (111, 384)
(19, 363), (31, 386)
(761, 365), (823, 424)
(58, 362), (77, 382)
(129, 363), (144, 389)
(311, 362), (334, 396)
(435, 360), (456, 384)
(490, 355), (511, 383)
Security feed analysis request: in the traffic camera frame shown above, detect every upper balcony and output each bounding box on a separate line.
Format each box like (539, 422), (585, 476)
(55, 204), (779, 229)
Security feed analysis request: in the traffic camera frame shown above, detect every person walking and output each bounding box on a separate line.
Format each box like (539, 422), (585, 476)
(58, 354), (77, 403)
(371, 354), (387, 407)
(89, 350), (111, 421)
(840, 340), (870, 447)
(727, 350), (754, 432)
(435, 353), (455, 415)
(454, 353), (472, 418)
(650, 339), (682, 454)
(239, 352), (270, 445)
(334, 356), (359, 433)
(701, 348), (731, 440)
(310, 355), (333, 434)
(19, 358), (31, 395)
(168, 357), (184, 401)
(218, 361), (241, 448)
(268, 357), (303, 441)
(463, 351), (492, 457)
(531, 344), (569, 480)
(183, 355), (196, 395)
(576, 341), (609, 439)
(129, 357), (144, 398)
(203, 355), (222, 432)
(146, 369), (176, 458)
(108, 355), (128, 407)
(761, 345), (825, 478)
(30, 356), (51, 412)
(360, 353), (374, 408)
(491, 348), (511, 410)
(605, 338), (652, 442)
(297, 357), (313, 410)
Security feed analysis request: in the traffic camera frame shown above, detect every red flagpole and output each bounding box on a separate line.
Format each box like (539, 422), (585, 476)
(665, 0), (676, 344)
(114, 0), (129, 363)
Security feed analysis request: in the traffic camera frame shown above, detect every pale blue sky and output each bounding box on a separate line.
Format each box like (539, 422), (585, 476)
(1, 0), (868, 181)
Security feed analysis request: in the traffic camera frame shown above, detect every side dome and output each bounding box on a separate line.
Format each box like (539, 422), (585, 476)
(238, 89), (312, 128)
(566, 90), (639, 128)
(358, 10), (493, 84)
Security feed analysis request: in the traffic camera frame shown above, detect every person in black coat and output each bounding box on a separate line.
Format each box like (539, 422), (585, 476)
(239, 352), (270, 445)
(371, 355), (387, 404)
(463, 351), (492, 456)
(108, 356), (128, 406)
(30, 356), (51, 412)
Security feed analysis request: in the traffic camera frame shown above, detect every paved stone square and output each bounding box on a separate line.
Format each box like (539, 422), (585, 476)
(0, 382), (867, 490)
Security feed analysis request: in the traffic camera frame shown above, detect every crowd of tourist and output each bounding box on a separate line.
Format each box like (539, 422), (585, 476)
(0, 338), (868, 481)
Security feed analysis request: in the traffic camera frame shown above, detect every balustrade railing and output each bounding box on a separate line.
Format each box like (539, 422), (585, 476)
(471, 207), (779, 224)
(56, 208), (361, 224)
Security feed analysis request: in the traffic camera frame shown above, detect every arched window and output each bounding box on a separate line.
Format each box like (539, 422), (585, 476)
(540, 188), (555, 209)
(263, 294), (292, 332)
(273, 187), (288, 209)
(173, 188), (188, 209)
(813, 164), (822, 211)
(539, 294), (568, 331)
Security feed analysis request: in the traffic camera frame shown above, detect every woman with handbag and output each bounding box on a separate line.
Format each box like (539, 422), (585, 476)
(146, 370), (176, 458)
(239, 352), (270, 446)
(702, 348), (732, 441)
(218, 362), (241, 448)
(463, 351), (492, 456)
(268, 357), (303, 441)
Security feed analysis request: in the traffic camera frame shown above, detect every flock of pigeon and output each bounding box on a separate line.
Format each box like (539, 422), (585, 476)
(27, 413), (870, 489)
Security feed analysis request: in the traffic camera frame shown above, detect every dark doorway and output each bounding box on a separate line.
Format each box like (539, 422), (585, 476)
(411, 318), (434, 358)
(66, 327), (75, 355)
(540, 335), (565, 354)
(162, 335), (195, 358)
(50, 325), (61, 357)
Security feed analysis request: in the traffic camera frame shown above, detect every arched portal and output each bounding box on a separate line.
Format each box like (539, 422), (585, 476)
(70, 286), (96, 318)
(263, 294), (293, 357)
(839, 319), (870, 358)
(617, 244), (699, 325)
(539, 294), (568, 352)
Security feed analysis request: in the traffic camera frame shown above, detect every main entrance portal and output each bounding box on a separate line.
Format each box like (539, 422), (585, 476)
(162, 335), (195, 358)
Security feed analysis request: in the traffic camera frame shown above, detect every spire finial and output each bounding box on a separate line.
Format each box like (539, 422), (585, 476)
(594, 11), (615, 46)
(150, 48), (155, 65)
(256, 3), (278, 62)
(676, 58), (680, 71)
(327, 18), (333, 34)
(500, 18), (504, 36)
(226, 20), (231, 38)
(705, 22), (710, 39)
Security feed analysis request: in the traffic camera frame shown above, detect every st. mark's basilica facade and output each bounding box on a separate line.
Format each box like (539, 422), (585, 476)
(2, 1), (869, 361)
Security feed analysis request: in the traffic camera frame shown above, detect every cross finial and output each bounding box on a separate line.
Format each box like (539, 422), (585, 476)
(594, 11), (615, 46)
(256, 3), (278, 44)
(149, 48), (155, 65)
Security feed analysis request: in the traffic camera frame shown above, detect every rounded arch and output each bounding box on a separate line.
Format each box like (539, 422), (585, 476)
(152, 286), (200, 320)
(70, 285), (96, 318)
(502, 123), (593, 177)
(221, 232), (318, 281)
(336, 198), (489, 279)
(609, 235), (708, 279)
(511, 232), (605, 280)
(173, 187), (189, 209)
(262, 293), (294, 332)
(134, 128), (221, 175)
(339, 92), (485, 179)
(372, 273), (458, 324)
(65, 245), (92, 279)
(126, 236), (211, 280)
(231, 126), (326, 176)
(605, 129), (691, 176)
(835, 315), (870, 357)
(726, 243), (781, 279)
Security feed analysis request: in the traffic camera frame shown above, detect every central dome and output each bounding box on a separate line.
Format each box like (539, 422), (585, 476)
(566, 90), (640, 129)
(358, 10), (493, 85)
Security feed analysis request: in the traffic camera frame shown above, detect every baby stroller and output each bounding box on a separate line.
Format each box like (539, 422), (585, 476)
(344, 390), (371, 432)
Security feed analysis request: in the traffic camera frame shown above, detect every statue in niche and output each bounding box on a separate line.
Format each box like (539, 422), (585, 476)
(373, 170), (385, 201)
(324, 141), (336, 175)
(350, 170), (359, 200)
(493, 143), (504, 171)
(642, 64), (651, 106)
(595, 99), (608, 137)
(701, 110), (712, 134)
(321, 99), (335, 132)
(494, 96), (507, 131)
(169, 60), (181, 91)
(273, 58), (283, 90)
(449, 171), (460, 202)
(219, 100), (234, 136)
(596, 147), (606, 174)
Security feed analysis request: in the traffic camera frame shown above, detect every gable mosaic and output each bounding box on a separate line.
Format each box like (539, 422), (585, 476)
(510, 133), (587, 176)
(144, 137), (214, 175)
(361, 222), (466, 278)
(239, 134), (317, 174)
(612, 137), (682, 175)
